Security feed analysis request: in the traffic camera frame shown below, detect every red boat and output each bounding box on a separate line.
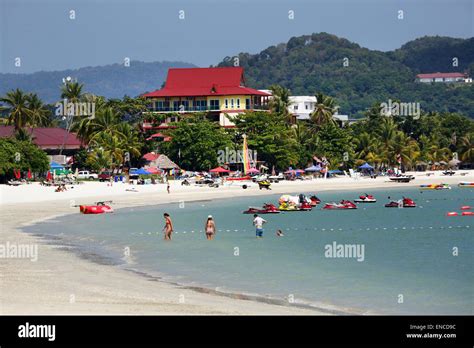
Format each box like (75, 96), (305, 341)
(226, 176), (251, 181)
(354, 194), (377, 203)
(243, 203), (280, 214)
(309, 195), (321, 206)
(80, 201), (114, 214)
(323, 200), (357, 210)
(385, 197), (416, 208)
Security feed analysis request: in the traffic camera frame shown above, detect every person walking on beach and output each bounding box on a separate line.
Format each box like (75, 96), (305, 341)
(167, 181), (170, 194)
(163, 213), (173, 240)
(204, 215), (216, 240)
(253, 214), (267, 238)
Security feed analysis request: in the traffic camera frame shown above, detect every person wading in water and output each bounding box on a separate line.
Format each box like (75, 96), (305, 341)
(204, 215), (216, 240)
(163, 213), (174, 240)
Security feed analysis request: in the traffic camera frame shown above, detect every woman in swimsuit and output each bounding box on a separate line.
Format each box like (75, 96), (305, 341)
(204, 215), (216, 240)
(163, 213), (173, 240)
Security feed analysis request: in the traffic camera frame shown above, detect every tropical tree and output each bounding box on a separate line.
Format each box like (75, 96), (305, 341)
(27, 93), (52, 127)
(0, 89), (32, 130)
(269, 85), (293, 124)
(458, 133), (474, 162)
(60, 81), (84, 103)
(308, 92), (338, 131)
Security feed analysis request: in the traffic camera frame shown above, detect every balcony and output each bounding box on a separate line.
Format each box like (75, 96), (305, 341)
(147, 104), (270, 113)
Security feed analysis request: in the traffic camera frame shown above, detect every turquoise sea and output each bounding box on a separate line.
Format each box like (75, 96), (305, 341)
(23, 186), (473, 314)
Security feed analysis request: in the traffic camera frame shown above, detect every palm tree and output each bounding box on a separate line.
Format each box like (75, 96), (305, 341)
(0, 89), (32, 130)
(377, 117), (398, 165)
(60, 81), (84, 103)
(269, 85), (293, 124)
(308, 92), (338, 131)
(458, 133), (474, 162)
(27, 93), (52, 127)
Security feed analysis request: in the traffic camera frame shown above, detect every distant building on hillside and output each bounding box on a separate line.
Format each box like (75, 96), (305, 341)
(141, 67), (271, 128)
(415, 72), (471, 83)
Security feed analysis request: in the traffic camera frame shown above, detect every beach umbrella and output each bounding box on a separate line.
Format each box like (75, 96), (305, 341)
(27, 168), (32, 179)
(210, 166), (230, 173)
(305, 165), (321, 172)
(146, 167), (161, 174)
(134, 168), (151, 175)
(359, 162), (374, 170)
(50, 161), (64, 170)
(247, 167), (260, 174)
(295, 169), (305, 173)
(46, 171), (52, 181)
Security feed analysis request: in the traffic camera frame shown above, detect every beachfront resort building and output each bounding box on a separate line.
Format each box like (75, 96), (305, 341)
(141, 67), (271, 128)
(415, 72), (471, 83)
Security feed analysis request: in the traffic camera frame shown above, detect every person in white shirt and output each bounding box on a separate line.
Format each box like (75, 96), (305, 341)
(253, 214), (267, 238)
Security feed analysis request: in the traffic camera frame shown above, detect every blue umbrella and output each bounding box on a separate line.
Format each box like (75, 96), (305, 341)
(359, 162), (374, 170)
(305, 165), (322, 172)
(50, 161), (64, 170)
(134, 168), (151, 175)
(328, 169), (343, 174)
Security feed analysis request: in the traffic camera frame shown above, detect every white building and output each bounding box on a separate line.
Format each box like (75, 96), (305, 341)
(416, 72), (468, 83)
(288, 96), (349, 125)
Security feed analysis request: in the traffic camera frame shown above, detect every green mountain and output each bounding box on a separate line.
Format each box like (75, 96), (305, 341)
(0, 61), (196, 104)
(217, 33), (474, 118)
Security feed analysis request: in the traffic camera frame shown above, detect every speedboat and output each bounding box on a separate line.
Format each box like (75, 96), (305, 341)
(243, 203), (280, 214)
(384, 197), (416, 208)
(309, 195), (321, 206)
(80, 201), (114, 214)
(389, 175), (414, 183)
(323, 200), (357, 210)
(354, 194), (377, 203)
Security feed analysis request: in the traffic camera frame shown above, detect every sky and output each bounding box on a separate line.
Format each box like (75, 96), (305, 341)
(0, 0), (473, 74)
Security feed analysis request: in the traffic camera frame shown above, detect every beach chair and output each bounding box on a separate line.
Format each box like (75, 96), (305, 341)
(348, 169), (360, 180)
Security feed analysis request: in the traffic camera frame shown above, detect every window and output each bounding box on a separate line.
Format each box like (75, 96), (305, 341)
(209, 99), (220, 110)
(237, 99), (240, 109)
(194, 100), (206, 110)
(246, 98), (250, 109)
(305, 104), (309, 110)
(231, 99), (234, 108)
(225, 99), (229, 108)
(294, 105), (298, 110)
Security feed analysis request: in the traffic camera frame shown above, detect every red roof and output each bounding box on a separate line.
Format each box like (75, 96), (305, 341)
(416, 72), (466, 79)
(0, 126), (82, 149)
(142, 67), (271, 98)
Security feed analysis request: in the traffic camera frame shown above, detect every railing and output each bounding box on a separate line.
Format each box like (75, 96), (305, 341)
(148, 104), (270, 112)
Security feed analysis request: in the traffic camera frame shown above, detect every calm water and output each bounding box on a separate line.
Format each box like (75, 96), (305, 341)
(24, 186), (473, 314)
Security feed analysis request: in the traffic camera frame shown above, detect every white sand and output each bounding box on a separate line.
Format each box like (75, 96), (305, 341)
(1, 171), (472, 314)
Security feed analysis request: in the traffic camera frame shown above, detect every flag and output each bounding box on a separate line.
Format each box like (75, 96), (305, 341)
(242, 135), (251, 175)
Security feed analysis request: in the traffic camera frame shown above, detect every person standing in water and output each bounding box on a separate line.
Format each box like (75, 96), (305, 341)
(167, 181), (170, 194)
(253, 214), (267, 238)
(163, 213), (173, 240)
(204, 215), (216, 240)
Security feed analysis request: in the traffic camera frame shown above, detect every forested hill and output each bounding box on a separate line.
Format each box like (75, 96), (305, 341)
(217, 33), (474, 118)
(0, 61), (196, 103)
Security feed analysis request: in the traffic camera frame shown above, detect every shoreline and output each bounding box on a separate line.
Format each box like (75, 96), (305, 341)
(1, 172), (472, 315)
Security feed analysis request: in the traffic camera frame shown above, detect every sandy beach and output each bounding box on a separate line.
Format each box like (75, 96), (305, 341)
(1, 171), (472, 315)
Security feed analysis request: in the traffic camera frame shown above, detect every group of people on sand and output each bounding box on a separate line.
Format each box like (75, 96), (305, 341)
(55, 184), (68, 192)
(161, 213), (283, 241)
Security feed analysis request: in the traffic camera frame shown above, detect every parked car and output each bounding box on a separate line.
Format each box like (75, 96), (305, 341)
(98, 171), (112, 182)
(77, 171), (98, 180)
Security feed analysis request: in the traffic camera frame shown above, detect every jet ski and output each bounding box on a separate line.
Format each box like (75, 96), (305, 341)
(309, 195), (321, 206)
(243, 203), (280, 214)
(299, 201), (313, 211)
(420, 183), (451, 190)
(384, 197), (416, 208)
(354, 194), (377, 203)
(323, 200), (357, 210)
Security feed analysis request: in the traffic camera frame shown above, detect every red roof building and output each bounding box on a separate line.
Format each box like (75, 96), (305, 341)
(141, 67), (271, 127)
(416, 72), (468, 83)
(0, 126), (82, 153)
